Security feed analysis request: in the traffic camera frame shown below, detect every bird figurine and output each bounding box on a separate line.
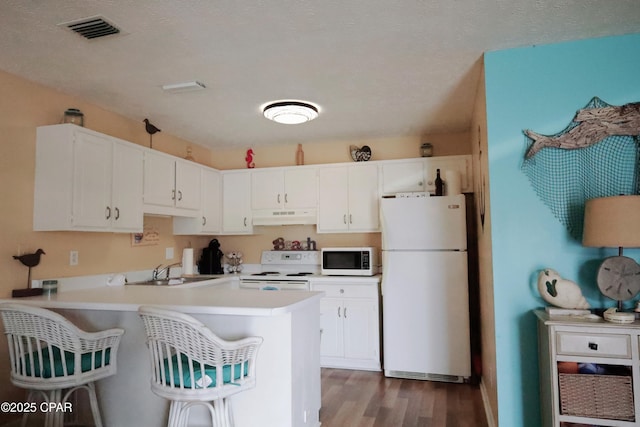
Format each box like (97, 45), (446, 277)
(537, 268), (590, 309)
(143, 118), (161, 148)
(13, 249), (45, 289)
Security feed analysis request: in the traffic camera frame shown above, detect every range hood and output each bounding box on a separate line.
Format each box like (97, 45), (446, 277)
(252, 208), (317, 226)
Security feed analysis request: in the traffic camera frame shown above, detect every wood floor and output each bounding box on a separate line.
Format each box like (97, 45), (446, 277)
(320, 368), (488, 427)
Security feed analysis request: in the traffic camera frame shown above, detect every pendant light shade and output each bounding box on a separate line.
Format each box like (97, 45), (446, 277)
(263, 101), (319, 124)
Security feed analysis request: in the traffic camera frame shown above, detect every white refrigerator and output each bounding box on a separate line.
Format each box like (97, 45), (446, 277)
(380, 194), (471, 382)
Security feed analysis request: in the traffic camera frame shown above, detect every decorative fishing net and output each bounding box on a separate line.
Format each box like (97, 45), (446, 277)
(522, 97), (640, 241)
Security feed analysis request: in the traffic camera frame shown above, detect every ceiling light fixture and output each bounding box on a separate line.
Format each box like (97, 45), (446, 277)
(263, 101), (319, 124)
(162, 81), (206, 93)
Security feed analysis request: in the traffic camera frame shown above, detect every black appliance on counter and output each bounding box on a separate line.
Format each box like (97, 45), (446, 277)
(198, 239), (224, 274)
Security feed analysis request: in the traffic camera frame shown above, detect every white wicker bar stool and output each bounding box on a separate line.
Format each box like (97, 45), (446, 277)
(138, 306), (263, 427)
(0, 303), (124, 427)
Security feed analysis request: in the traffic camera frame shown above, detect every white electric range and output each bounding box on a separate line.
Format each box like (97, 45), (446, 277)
(239, 250), (320, 290)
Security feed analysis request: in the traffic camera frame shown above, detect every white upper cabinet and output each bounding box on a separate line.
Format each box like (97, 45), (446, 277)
(143, 151), (201, 216)
(175, 160), (202, 210)
(380, 160), (425, 195)
(33, 123), (472, 237)
(173, 167), (221, 235)
(424, 155), (473, 194)
(251, 167), (317, 210)
(221, 170), (253, 234)
(34, 124), (144, 232)
(317, 163), (379, 233)
(381, 155), (472, 196)
(108, 142), (144, 231)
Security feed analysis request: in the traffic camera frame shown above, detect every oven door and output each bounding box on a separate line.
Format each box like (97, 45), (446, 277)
(239, 279), (310, 291)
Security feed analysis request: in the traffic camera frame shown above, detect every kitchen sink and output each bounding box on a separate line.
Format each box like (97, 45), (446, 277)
(127, 277), (207, 286)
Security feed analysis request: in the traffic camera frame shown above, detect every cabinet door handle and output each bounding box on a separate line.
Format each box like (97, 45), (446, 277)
(202, 216), (206, 226)
(244, 217), (247, 227)
(343, 214), (347, 224)
(171, 189), (176, 200)
(178, 190), (183, 201)
(114, 207), (120, 220)
(285, 193), (288, 204)
(277, 194), (281, 204)
(349, 214), (353, 224)
(105, 206), (111, 219)
(344, 307), (347, 318)
(588, 342), (598, 351)
(338, 307), (341, 317)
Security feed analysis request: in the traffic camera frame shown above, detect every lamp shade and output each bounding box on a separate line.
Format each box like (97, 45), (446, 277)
(583, 195), (640, 248)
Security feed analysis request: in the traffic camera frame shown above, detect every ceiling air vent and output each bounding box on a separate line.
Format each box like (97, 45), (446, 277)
(59, 16), (121, 40)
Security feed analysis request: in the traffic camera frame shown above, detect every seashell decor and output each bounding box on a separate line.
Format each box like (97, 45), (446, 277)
(537, 268), (590, 309)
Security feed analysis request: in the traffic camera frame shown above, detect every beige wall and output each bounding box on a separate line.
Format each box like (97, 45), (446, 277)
(210, 133), (470, 170)
(0, 69), (217, 303)
(470, 64), (498, 424)
(0, 68), (472, 421)
(206, 124), (470, 264)
(0, 69), (222, 421)
(0, 66), (471, 289)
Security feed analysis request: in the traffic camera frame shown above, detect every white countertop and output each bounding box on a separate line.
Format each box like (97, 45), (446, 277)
(1, 280), (324, 316)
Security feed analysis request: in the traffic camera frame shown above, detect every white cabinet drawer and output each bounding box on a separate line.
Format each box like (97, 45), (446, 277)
(556, 332), (631, 359)
(312, 283), (377, 299)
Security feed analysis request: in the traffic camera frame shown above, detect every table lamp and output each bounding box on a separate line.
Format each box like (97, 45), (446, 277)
(583, 195), (640, 310)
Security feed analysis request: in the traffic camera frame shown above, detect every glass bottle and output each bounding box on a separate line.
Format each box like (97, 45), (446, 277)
(296, 144), (304, 165)
(435, 169), (444, 196)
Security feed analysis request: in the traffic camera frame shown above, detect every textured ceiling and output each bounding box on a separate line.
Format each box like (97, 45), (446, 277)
(1, 1), (639, 149)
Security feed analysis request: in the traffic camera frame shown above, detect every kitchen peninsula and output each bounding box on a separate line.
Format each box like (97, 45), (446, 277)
(1, 282), (323, 427)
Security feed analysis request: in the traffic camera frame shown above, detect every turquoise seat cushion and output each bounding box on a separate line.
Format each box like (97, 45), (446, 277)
(24, 347), (111, 378)
(163, 354), (248, 388)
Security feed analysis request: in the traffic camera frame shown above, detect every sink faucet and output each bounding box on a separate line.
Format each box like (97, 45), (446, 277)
(152, 262), (182, 280)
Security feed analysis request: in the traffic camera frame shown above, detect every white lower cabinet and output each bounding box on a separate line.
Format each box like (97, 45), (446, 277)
(536, 310), (640, 426)
(312, 279), (381, 371)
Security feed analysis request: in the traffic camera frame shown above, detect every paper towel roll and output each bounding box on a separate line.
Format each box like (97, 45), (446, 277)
(445, 170), (461, 195)
(182, 248), (194, 275)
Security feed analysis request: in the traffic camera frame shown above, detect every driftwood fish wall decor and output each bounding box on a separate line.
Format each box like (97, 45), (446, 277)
(524, 98), (640, 159)
(521, 97), (640, 241)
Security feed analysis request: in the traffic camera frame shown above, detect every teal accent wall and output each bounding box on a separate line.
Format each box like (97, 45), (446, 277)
(484, 33), (640, 427)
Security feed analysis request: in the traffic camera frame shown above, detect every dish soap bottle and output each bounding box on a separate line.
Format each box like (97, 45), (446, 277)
(435, 169), (444, 196)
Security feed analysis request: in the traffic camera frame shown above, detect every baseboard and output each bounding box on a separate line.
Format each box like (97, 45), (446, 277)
(480, 379), (497, 427)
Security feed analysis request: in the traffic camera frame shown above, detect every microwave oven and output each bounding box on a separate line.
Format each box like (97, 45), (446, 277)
(321, 247), (377, 276)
